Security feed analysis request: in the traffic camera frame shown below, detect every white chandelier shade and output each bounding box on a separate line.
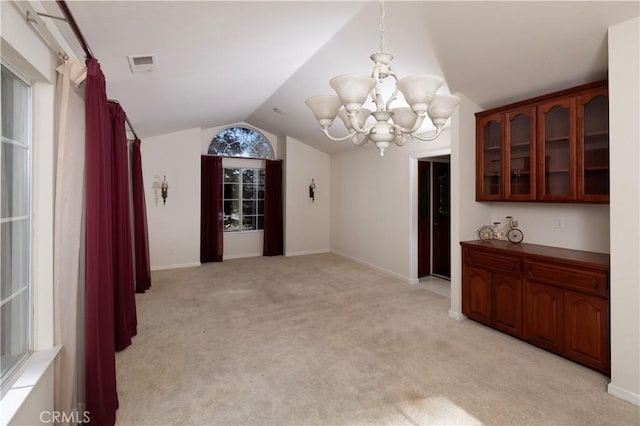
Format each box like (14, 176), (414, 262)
(304, 1), (460, 156)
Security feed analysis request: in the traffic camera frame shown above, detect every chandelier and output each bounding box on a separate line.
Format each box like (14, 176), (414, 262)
(305, 1), (460, 156)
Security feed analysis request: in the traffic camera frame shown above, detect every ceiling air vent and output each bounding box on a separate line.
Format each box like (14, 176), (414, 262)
(127, 54), (157, 73)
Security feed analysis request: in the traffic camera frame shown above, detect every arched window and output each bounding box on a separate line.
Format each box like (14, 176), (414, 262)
(208, 126), (273, 159)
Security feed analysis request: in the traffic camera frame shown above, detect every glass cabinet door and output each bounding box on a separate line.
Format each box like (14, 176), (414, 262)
(476, 114), (503, 200)
(505, 107), (535, 200)
(577, 88), (609, 202)
(537, 98), (576, 200)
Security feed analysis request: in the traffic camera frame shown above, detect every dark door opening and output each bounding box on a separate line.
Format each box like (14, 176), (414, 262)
(432, 162), (451, 278)
(417, 158), (451, 279)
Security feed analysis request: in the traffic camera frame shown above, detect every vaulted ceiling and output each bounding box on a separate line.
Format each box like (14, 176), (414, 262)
(43, 1), (638, 154)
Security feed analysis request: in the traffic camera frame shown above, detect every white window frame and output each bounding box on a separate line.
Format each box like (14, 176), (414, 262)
(223, 167), (265, 233)
(1, 62), (34, 387)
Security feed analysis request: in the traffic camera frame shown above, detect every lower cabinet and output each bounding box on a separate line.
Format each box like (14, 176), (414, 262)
(462, 240), (610, 374)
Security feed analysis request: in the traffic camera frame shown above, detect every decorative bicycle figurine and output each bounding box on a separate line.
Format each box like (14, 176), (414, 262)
(478, 216), (524, 244)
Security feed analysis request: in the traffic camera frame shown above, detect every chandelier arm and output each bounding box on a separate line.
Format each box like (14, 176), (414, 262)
(351, 133), (369, 146)
(391, 113), (427, 135)
(384, 72), (399, 111)
(346, 113), (371, 135)
(411, 126), (444, 142)
(320, 127), (359, 142)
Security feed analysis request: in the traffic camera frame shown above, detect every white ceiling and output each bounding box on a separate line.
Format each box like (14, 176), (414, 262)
(46, 1), (638, 154)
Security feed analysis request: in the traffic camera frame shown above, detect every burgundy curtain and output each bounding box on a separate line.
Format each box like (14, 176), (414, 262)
(84, 58), (118, 425)
(263, 160), (284, 256)
(109, 102), (137, 352)
(201, 155), (223, 262)
(131, 139), (151, 293)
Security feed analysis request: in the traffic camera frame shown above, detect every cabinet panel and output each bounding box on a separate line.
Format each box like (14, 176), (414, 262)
(524, 261), (607, 296)
(476, 114), (503, 200)
(563, 291), (609, 372)
(465, 250), (520, 275)
(524, 281), (563, 353)
(462, 266), (492, 325)
(493, 273), (522, 336)
(505, 107), (536, 200)
(577, 88), (609, 203)
(537, 97), (576, 201)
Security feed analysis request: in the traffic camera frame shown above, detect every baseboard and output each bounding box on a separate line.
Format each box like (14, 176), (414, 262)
(223, 253), (262, 260)
(608, 382), (640, 406)
(408, 278), (419, 285)
(151, 262), (201, 271)
(285, 249), (330, 257)
(331, 250), (414, 284)
(448, 310), (466, 321)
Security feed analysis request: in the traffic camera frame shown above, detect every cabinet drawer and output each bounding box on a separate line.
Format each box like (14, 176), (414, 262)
(524, 261), (607, 296)
(465, 250), (521, 275)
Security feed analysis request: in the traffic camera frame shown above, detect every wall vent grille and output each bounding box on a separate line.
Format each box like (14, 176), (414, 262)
(127, 55), (157, 73)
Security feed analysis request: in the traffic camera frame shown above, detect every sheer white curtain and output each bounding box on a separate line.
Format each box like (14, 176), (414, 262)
(53, 58), (86, 422)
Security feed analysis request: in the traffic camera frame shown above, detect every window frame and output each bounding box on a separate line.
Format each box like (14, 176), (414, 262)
(1, 62), (34, 386)
(222, 167), (265, 233)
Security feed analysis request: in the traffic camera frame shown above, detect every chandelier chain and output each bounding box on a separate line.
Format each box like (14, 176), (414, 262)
(379, 0), (386, 52)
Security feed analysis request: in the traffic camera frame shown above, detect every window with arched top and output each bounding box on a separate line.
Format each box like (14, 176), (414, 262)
(208, 126), (274, 159)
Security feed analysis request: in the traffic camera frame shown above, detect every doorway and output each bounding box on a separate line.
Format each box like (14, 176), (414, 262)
(417, 156), (451, 279)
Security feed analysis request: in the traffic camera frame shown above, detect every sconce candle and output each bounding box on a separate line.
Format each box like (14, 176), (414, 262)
(161, 175), (169, 205)
(309, 179), (316, 202)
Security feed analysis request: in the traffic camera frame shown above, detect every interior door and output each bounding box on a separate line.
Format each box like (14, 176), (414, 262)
(418, 161), (430, 278)
(432, 162), (451, 278)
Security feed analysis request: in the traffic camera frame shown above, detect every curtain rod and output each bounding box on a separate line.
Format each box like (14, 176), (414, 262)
(108, 100), (140, 141)
(56, 0), (140, 140)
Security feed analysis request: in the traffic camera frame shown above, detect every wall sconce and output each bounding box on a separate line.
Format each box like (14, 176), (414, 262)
(161, 175), (169, 205)
(309, 178), (316, 202)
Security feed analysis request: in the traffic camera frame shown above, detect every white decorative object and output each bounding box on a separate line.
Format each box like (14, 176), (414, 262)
(305, 0), (460, 156)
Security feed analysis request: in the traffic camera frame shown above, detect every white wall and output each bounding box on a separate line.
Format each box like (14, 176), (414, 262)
(608, 16), (640, 406)
(285, 137), (330, 256)
(450, 94), (492, 318)
(142, 127), (202, 270)
(490, 203), (609, 253)
(331, 132), (452, 282)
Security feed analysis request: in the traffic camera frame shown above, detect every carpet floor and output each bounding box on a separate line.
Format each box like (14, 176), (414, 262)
(115, 254), (639, 425)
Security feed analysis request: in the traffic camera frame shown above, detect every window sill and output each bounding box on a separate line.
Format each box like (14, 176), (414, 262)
(0, 345), (61, 425)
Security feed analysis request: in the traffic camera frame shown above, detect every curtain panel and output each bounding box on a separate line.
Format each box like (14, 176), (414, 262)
(84, 58), (118, 425)
(108, 102), (137, 352)
(201, 155), (223, 262)
(263, 159), (284, 256)
(53, 58), (87, 425)
(131, 139), (151, 293)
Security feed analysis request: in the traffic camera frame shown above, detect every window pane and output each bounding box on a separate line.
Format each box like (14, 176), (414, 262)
(1, 144), (30, 218)
(242, 169), (255, 184)
(1, 287), (30, 380)
(242, 216), (256, 231)
(257, 200), (264, 215)
(1, 220), (30, 300)
(257, 169), (266, 184)
(257, 185), (264, 199)
(257, 216), (264, 230)
(224, 200), (239, 216)
(208, 127), (273, 159)
(242, 184), (256, 200)
(224, 215), (240, 231)
(242, 200), (255, 215)
(224, 183), (239, 200)
(224, 168), (240, 183)
(1, 66), (30, 143)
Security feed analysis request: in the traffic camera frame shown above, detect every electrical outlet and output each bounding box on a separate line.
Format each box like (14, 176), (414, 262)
(555, 216), (565, 229)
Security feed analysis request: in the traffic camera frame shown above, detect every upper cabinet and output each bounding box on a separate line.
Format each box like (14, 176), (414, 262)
(476, 81), (609, 203)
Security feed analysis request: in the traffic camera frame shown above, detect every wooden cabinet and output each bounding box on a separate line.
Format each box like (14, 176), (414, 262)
(461, 240), (610, 374)
(476, 81), (608, 203)
(476, 114), (503, 200)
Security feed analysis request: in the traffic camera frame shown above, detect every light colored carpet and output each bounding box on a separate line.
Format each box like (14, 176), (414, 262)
(115, 254), (639, 425)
